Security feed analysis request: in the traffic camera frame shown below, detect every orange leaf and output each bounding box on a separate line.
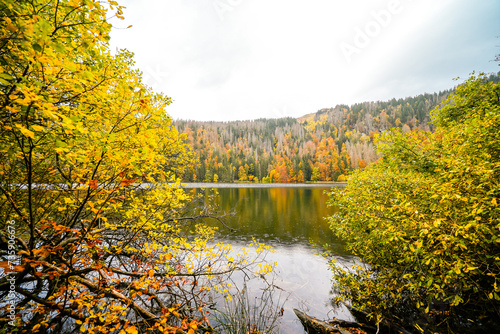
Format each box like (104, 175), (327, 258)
(120, 177), (137, 187)
(125, 326), (138, 334)
(13, 265), (25, 272)
(89, 179), (98, 189)
(0, 261), (14, 273)
(33, 248), (50, 257)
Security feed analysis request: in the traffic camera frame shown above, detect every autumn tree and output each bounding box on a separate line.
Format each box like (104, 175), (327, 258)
(237, 165), (247, 182)
(0, 1), (271, 333)
(327, 74), (500, 332)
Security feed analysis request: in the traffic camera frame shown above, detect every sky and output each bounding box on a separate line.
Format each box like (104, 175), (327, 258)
(109, 0), (500, 121)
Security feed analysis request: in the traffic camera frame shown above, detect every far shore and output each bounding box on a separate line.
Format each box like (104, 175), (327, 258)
(9, 182), (347, 190)
(179, 182), (347, 189)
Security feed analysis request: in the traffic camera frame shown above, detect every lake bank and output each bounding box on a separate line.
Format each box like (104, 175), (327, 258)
(180, 182), (347, 188)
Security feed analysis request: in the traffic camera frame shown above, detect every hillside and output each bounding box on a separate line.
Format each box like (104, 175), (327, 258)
(174, 74), (498, 183)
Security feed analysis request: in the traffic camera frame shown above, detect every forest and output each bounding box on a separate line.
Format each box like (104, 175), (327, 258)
(175, 89), (454, 182)
(176, 74), (500, 184)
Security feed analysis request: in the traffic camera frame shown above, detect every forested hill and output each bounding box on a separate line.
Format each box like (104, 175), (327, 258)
(174, 74), (498, 183)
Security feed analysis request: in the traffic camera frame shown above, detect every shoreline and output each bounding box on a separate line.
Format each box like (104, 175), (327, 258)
(179, 182), (347, 188)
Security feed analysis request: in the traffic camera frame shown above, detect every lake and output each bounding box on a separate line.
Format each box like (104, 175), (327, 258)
(191, 185), (357, 333)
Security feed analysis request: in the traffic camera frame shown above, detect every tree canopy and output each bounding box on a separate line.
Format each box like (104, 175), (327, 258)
(327, 73), (500, 332)
(0, 1), (273, 333)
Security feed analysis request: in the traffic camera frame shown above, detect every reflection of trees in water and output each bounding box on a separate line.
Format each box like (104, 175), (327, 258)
(194, 187), (355, 333)
(198, 187), (346, 253)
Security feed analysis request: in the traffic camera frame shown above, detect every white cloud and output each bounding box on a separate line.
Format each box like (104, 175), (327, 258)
(109, 0), (500, 121)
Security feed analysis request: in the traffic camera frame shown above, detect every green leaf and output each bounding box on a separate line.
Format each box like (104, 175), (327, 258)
(33, 43), (42, 52)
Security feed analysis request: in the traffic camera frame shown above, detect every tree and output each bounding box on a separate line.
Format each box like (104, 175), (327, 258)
(237, 165), (247, 181)
(327, 74), (500, 332)
(0, 1), (271, 333)
(310, 167), (320, 182)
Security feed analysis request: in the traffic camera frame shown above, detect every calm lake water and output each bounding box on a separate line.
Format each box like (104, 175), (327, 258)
(193, 185), (357, 333)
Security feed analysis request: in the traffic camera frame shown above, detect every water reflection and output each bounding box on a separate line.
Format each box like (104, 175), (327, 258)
(195, 187), (356, 333)
(200, 187), (349, 255)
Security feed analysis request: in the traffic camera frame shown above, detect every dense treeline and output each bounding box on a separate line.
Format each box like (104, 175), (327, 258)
(176, 73), (500, 184)
(175, 89), (459, 182)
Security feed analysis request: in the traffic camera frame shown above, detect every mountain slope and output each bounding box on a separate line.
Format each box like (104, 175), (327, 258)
(174, 75), (498, 182)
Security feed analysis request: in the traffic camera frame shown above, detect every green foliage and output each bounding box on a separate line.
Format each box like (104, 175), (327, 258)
(327, 73), (500, 332)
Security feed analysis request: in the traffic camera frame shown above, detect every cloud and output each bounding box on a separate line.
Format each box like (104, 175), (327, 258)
(110, 0), (500, 121)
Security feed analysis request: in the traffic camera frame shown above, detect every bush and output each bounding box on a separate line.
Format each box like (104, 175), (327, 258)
(327, 74), (500, 333)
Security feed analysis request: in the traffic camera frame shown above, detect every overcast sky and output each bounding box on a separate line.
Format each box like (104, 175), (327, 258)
(109, 0), (499, 121)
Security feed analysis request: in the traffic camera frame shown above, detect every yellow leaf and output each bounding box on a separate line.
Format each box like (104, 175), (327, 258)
(16, 124), (35, 139)
(6, 23), (17, 31)
(6, 105), (18, 113)
(32, 125), (45, 131)
(493, 198), (498, 206)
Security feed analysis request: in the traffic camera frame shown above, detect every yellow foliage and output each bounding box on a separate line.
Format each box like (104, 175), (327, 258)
(328, 74), (500, 331)
(0, 1), (272, 333)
